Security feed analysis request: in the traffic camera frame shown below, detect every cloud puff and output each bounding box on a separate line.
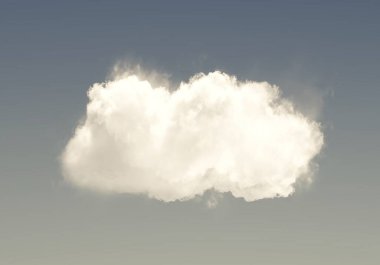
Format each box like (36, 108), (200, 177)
(62, 71), (323, 202)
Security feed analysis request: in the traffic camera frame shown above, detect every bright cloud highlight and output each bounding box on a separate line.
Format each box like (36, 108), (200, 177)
(62, 71), (323, 202)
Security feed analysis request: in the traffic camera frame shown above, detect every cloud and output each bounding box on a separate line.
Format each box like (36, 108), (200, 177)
(62, 71), (323, 203)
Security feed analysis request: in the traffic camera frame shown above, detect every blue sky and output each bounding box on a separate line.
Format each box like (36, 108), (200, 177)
(1, 1), (379, 264)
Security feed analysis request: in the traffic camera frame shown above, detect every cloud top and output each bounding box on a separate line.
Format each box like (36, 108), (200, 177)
(62, 71), (323, 202)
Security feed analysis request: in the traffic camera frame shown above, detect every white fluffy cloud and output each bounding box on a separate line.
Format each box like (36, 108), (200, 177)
(62, 71), (323, 202)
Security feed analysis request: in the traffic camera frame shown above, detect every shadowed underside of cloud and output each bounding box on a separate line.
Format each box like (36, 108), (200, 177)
(62, 71), (323, 203)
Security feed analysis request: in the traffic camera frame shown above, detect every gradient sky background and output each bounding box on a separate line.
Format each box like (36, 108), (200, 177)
(1, 0), (379, 264)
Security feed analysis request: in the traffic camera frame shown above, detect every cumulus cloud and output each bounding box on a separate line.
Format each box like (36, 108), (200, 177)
(62, 71), (323, 202)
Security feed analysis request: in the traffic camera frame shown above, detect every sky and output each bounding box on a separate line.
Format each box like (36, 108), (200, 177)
(1, 0), (379, 264)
